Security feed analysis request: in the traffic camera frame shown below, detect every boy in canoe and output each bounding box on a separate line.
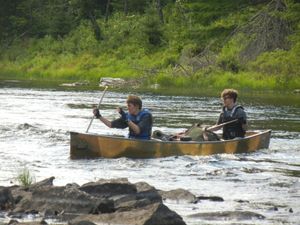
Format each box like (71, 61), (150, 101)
(211, 88), (247, 140)
(153, 88), (247, 141)
(93, 95), (153, 140)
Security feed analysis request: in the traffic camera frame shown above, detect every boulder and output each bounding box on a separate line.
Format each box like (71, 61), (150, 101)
(159, 188), (197, 203)
(79, 178), (137, 198)
(12, 185), (114, 216)
(0, 187), (14, 210)
(69, 202), (186, 225)
(99, 77), (126, 87)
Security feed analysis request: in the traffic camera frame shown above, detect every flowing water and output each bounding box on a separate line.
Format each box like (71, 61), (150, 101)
(0, 86), (299, 225)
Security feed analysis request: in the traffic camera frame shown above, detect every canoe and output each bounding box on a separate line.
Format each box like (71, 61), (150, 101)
(70, 130), (271, 159)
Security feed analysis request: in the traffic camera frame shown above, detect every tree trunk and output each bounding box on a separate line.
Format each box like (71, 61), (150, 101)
(124, 0), (128, 16)
(105, 0), (111, 23)
(88, 12), (102, 40)
(156, 0), (164, 24)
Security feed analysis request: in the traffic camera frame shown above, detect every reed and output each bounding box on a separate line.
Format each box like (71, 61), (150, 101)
(16, 167), (36, 188)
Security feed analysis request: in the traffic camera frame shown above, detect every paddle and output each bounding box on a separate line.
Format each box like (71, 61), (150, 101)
(86, 86), (108, 133)
(205, 119), (238, 131)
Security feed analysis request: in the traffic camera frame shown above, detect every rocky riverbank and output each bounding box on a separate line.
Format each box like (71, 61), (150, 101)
(0, 177), (190, 225)
(0, 176), (291, 225)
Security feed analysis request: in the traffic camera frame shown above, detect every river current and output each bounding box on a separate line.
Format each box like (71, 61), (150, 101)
(0, 87), (299, 225)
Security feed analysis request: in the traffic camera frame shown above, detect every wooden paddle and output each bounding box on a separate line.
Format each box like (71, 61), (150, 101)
(205, 119), (238, 132)
(86, 86), (108, 133)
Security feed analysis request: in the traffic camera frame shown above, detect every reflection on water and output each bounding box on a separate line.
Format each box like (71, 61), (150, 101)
(0, 87), (299, 225)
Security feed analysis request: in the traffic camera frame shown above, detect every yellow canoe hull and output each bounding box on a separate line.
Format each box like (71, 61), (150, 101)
(70, 130), (271, 159)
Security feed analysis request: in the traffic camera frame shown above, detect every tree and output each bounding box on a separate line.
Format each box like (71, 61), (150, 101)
(156, 0), (164, 23)
(70, 0), (104, 40)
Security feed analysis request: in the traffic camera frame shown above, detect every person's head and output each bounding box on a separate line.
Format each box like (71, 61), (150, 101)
(126, 95), (142, 115)
(221, 89), (238, 107)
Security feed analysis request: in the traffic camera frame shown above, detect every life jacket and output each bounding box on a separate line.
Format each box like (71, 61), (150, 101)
(219, 105), (246, 140)
(126, 109), (152, 140)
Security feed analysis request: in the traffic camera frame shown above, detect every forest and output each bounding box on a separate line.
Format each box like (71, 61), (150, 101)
(0, 0), (299, 90)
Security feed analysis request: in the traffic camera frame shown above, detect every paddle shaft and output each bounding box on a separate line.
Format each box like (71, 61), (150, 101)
(206, 119), (238, 131)
(86, 86), (108, 133)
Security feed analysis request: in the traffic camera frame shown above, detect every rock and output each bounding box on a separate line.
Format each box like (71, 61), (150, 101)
(189, 211), (265, 220)
(99, 77), (126, 87)
(0, 187), (14, 210)
(3, 178), (186, 225)
(29, 177), (55, 190)
(7, 219), (19, 225)
(69, 202), (186, 225)
(158, 188), (197, 203)
(79, 178), (137, 198)
(80, 179), (162, 212)
(68, 221), (96, 225)
(293, 89), (300, 94)
(12, 186), (115, 216)
(60, 81), (89, 87)
(196, 195), (224, 202)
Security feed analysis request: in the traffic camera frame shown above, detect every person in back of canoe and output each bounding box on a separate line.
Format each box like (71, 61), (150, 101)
(209, 88), (247, 140)
(93, 95), (153, 140)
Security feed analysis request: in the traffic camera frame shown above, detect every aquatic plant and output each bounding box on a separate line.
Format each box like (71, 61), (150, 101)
(16, 167), (36, 188)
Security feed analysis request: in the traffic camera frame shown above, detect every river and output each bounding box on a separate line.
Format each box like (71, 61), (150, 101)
(0, 86), (299, 225)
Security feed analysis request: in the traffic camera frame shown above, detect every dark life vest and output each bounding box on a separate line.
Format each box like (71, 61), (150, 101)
(219, 105), (246, 140)
(126, 109), (152, 140)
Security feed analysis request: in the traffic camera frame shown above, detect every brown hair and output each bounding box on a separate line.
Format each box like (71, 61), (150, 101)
(126, 95), (142, 109)
(221, 89), (238, 102)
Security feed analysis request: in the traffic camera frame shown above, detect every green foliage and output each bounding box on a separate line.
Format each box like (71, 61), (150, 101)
(16, 167), (36, 188)
(217, 34), (249, 73)
(0, 0), (299, 91)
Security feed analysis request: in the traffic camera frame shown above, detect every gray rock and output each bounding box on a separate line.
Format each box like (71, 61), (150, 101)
(12, 185), (114, 216)
(196, 195), (224, 202)
(159, 188), (197, 203)
(79, 178), (137, 198)
(68, 220), (96, 225)
(29, 177), (55, 190)
(189, 211), (265, 220)
(99, 77), (126, 87)
(0, 187), (14, 210)
(69, 202), (186, 225)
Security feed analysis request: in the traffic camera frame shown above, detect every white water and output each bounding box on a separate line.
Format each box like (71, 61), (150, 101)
(0, 88), (299, 224)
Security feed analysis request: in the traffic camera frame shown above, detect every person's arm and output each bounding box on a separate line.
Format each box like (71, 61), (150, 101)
(235, 108), (247, 129)
(238, 109), (247, 131)
(127, 120), (141, 134)
(93, 108), (112, 127)
(131, 114), (152, 135)
(99, 116), (112, 128)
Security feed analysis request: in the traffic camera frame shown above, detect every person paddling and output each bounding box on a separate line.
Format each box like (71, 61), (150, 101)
(209, 88), (247, 140)
(93, 95), (153, 140)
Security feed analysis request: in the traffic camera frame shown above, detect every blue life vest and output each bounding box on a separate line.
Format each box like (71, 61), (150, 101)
(126, 109), (152, 140)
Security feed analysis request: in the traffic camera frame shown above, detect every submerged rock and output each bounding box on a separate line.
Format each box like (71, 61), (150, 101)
(189, 210), (265, 221)
(159, 188), (197, 203)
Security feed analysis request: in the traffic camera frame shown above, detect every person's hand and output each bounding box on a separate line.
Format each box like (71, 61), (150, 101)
(93, 108), (101, 119)
(118, 107), (127, 121)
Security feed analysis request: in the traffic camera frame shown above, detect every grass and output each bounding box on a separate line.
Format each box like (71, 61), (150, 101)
(16, 167), (36, 188)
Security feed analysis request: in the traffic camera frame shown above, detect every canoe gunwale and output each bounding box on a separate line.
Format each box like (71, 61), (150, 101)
(70, 129), (272, 145)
